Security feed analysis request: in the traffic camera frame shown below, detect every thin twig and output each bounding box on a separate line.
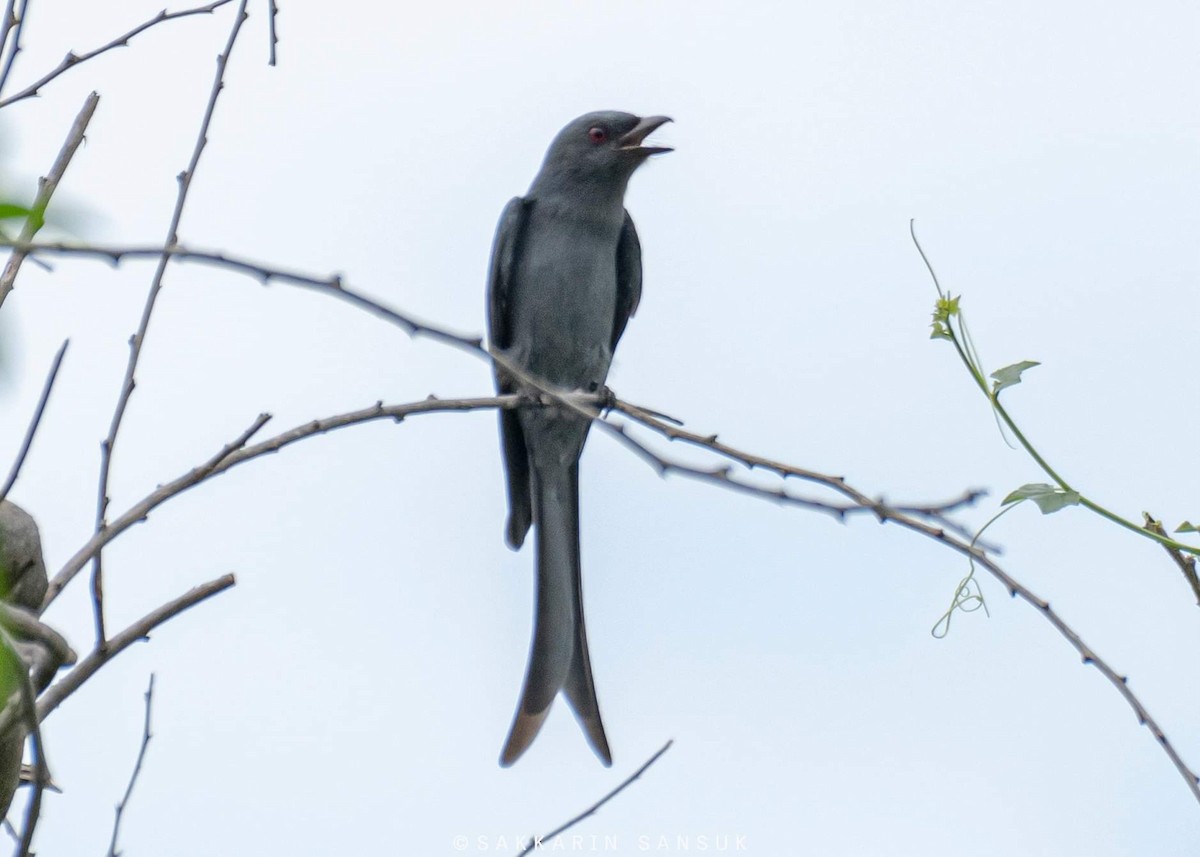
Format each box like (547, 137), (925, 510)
(35, 575), (234, 723)
(0, 1), (233, 109)
(1143, 513), (1200, 606)
(43, 395), (964, 609)
(612, 400), (1200, 804)
(267, 0), (278, 66)
(603, 414), (983, 528)
(0, 0), (28, 98)
(0, 241), (486, 354)
(915, 223), (1200, 560)
(910, 218), (944, 297)
(0, 1), (16, 91)
(0, 93), (99, 310)
(46, 402), (466, 605)
(48, 411), (271, 605)
(0, 339), (67, 505)
(1, 238), (1191, 802)
(106, 674), (155, 857)
(518, 740), (673, 855)
(92, 0), (249, 649)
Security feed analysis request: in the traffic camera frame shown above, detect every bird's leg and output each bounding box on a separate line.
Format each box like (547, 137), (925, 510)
(606, 391), (686, 427)
(596, 384), (618, 414)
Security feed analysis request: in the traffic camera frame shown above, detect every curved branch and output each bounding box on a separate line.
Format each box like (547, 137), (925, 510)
(519, 740), (673, 855)
(0, 1), (234, 109)
(0, 93), (98, 310)
(105, 674), (155, 857)
(35, 574), (234, 723)
(91, 0), (248, 648)
(0, 339), (67, 504)
(5, 239), (1193, 806)
(612, 400), (1200, 804)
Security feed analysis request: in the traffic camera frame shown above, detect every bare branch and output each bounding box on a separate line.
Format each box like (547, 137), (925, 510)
(0, 93), (98, 310)
(1143, 512), (1200, 605)
(0, 1), (234, 109)
(92, 0), (249, 649)
(0, 241), (486, 354)
(519, 740), (673, 855)
(46, 401), (489, 605)
(0, 232), (974, 525)
(613, 400), (1200, 804)
(0, 339), (67, 505)
(0, 0), (28, 98)
(1, 237), (1189, 802)
(40, 380), (1184, 802)
(0, 1), (15, 90)
(267, 0), (278, 66)
(105, 674), (155, 857)
(46, 392), (963, 612)
(36, 574), (234, 723)
(602, 413), (987, 530)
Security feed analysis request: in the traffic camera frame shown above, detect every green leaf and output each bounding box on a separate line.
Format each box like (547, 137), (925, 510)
(1176, 521), (1198, 534)
(1003, 483), (1053, 504)
(1002, 482), (1081, 514)
(0, 203), (32, 221)
(932, 294), (960, 324)
(929, 321), (951, 340)
(991, 360), (1040, 394)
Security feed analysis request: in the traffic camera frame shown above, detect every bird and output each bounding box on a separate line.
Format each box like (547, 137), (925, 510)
(486, 111), (671, 766)
(0, 500), (48, 612)
(0, 500), (74, 820)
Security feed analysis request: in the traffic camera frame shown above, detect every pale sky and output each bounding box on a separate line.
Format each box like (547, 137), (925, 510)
(1, 1), (1198, 854)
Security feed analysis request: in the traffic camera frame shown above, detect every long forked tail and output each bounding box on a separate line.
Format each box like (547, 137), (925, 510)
(499, 462), (612, 767)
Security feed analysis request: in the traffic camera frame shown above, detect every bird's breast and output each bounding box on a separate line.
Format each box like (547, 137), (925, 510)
(509, 211), (622, 389)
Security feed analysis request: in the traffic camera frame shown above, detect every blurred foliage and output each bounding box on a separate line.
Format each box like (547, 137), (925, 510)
(0, 176), (64, 390)
(0, 198), (29, 388)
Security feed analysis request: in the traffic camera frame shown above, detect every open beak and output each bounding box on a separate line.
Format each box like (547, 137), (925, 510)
(618, 115), (673, 155)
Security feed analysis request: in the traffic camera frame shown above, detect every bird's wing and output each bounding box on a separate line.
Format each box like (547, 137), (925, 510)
(487, 196), (531, 353)
(486, 196), (535, 549)
(612, 209), (643, 350)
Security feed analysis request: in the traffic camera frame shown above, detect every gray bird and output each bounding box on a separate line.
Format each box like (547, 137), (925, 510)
(0, 500), (48, 612)
(0, 500), (74, 820)
(487, 111), (671, 766)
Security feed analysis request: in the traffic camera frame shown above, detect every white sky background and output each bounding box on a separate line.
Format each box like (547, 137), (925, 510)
(0, 0), (1198, 853)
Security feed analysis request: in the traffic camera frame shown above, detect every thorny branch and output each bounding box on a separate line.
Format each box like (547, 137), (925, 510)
(1144, 513), (1200, 606)
(615, 400), (1200, 803)
(0, 93), (98, 310)
(0, 1), (234, 109)
(519, 740), (673, 856)
(0, 0), (29, 98)
(92, 0), (249, 649)
(105, 674), (155, 857)
(35, 574), (235, 724)
(43, 394), (977, 608)
(0, 339), (66, 505)
(24, 389), (1195, 810)
(8, 231), (1197, 803)
(0, 0), (16, 91)
(267, 0), (278, 66)
(0, 241), (486, 354)
(0, 3), (1191, 833)
(0, 575), (229, 768)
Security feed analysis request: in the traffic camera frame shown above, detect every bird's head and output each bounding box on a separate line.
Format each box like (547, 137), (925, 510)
(533, 111), (672, 197)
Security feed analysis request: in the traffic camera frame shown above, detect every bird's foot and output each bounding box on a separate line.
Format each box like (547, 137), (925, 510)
(595, 384), (618, 413)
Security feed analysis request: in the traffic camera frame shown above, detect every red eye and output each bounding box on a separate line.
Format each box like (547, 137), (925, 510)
(588, 127), (608, 143)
